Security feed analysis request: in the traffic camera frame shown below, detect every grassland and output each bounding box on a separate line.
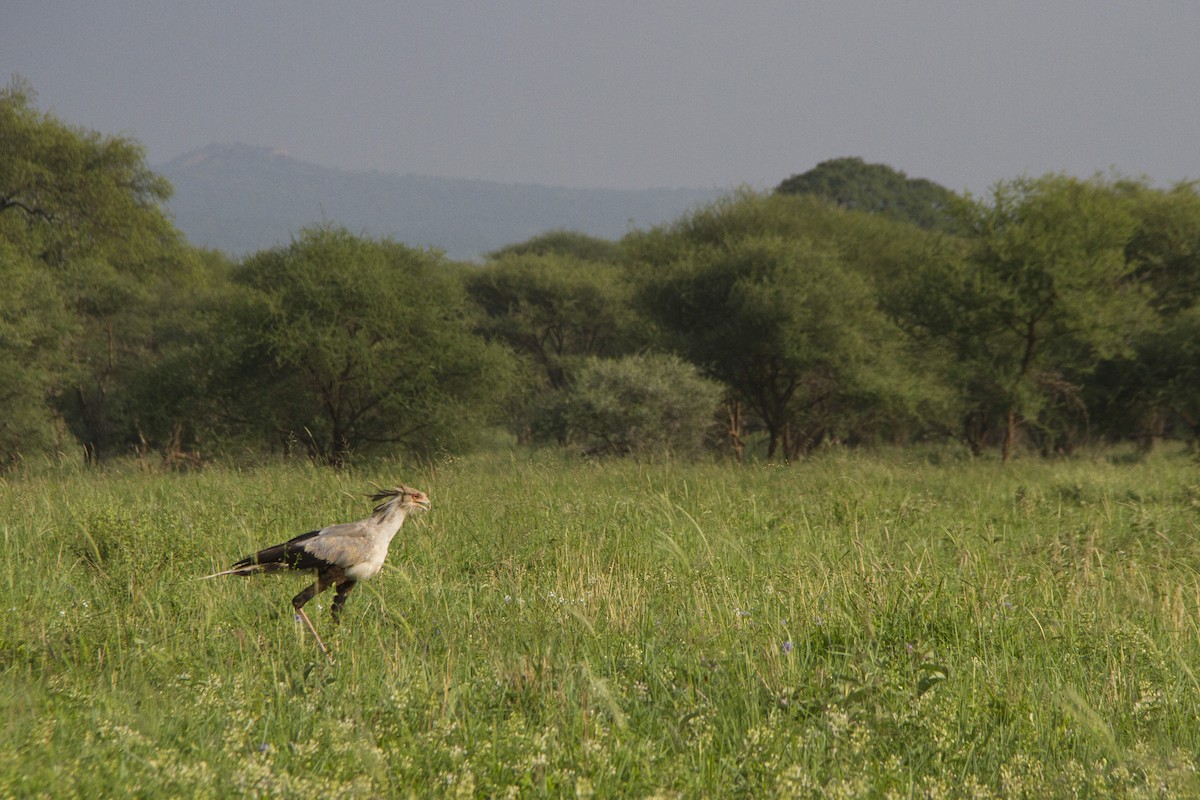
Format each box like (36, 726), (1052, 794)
(2, 448), (1199, 798)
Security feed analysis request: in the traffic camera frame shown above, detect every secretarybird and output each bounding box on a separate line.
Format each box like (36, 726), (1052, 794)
(204, 486), (430, 656)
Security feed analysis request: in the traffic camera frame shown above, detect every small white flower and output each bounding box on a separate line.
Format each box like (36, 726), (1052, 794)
(504, 595), (512, 603)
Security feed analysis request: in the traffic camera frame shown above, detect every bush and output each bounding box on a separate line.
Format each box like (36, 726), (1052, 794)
(565, 354), (723, 457)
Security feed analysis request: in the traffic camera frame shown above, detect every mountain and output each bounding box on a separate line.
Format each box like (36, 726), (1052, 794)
(157, 144), (726, 261)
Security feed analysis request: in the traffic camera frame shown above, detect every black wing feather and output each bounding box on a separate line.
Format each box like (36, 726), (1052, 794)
(230, 529), (326, 572)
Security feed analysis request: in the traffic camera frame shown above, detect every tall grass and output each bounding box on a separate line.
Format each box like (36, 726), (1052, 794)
(2, 448), (1198, 797)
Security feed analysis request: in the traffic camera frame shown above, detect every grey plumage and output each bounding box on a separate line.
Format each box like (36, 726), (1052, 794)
(205, 485), (430, 656)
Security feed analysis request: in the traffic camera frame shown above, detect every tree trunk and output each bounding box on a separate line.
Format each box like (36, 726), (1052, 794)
(1002, 407), (1017, 463)
(766, 423), (781, 461)
(1002, 317), (1039, 463)
(725, 399), (745, 463)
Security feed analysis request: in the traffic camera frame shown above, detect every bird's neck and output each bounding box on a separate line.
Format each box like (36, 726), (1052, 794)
(372, 506), (408, 536)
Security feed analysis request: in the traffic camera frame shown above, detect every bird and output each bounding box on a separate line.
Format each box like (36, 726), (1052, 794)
(204, 485), (430, 656)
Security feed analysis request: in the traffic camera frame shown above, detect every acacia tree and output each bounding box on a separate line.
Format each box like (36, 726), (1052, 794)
(466, 253), (641, 390)
(223, 227), (514, 465)
(0, 242), (73, 465)
(486, 229), (624, 264)
(776, 157), (962, 233)
(937, 175), (1147, 459)
(1086, 180), (1200, 447)
(464, 251), (646, 442)
(640, 232), (909, 461)
(0, 78), (185, 460)
(630, 191), (947, 460)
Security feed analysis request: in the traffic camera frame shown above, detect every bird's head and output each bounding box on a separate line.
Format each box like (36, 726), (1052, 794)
(369, 485), (431, 518)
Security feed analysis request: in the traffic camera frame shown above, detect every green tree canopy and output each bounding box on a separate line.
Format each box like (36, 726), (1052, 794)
(915, 175), (1148, 458)
(776, 157), (962, 233)
(1120, 180), (1200, 314)
(0, 78), (175, 273)
(466, 253), (643, 390)
(487, 230), (623, 264)
(638, 229), (910, 459)
(630, 192), (952, 459)
(465, 250), (647, 444)
(220, 227), (514, 465)
(0, 78), (187, 460)
(1085, 180), (1200, 445)
(0, 241), (73, 465)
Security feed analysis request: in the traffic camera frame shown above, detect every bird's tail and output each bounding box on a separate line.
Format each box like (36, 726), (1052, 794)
(200, 531), (321, 579)
(199, 559), (292, 580)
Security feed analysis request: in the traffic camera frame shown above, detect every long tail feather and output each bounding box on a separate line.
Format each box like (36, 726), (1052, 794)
(199, 563), (289, 579)
(200, 529), (322, 579)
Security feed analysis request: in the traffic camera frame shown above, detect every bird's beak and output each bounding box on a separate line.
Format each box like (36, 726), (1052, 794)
(412, 496), (431, 511)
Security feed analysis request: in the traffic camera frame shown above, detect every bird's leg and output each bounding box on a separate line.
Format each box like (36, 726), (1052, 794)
(331, 579), (357, 624)
(292, 580), (331, 656)
(295, 607), (328, 656)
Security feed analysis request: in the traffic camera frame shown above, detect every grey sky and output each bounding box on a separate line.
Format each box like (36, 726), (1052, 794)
(5, 2), (1199, 193)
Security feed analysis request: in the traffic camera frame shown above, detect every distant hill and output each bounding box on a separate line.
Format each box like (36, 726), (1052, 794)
(157, 144), (726, 261)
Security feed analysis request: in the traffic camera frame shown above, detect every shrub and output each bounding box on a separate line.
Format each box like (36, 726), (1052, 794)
(565, 354), (722, 457)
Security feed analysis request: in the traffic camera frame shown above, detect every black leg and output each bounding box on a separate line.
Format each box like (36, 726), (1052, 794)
(331, 580), (358, 623)
(292, 580), (323, 611)
(292, 575), (334, 657)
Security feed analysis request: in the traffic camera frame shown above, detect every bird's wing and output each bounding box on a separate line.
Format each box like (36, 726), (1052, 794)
(224, 529), (322, 573)
(300, 523), (378, 570)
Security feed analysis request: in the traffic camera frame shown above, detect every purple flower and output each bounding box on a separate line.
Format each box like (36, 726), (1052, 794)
(782, 641), (794, 654)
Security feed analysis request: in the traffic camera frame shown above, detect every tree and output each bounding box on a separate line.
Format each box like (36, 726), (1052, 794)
(487, 230), (623, 264)
(465, 251), (646, 442)
(466, 253), (643, 390)
(220, 227), (514, 465)
(630, 191), (949, 460)
(0, 242), (73, 465)
(0, 78), (186, 460)
(0, 78), (174, 264)
(119, 248), (242, 463)
(928, 175), (1147, 459)
(776, 157), (962, 233)
(1122, 180), (1200, 314)
(640, 230), (909, 460)
(1085, 180), (1200, 447)
(1091, 307), (1200, 447)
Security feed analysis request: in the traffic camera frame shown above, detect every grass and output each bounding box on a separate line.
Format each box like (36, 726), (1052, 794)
(2, 447), (1199, 797)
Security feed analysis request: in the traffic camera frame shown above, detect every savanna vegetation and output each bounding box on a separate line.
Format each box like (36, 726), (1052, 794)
(4, 79), (1200, 468)
(4, 77), (1200, 797)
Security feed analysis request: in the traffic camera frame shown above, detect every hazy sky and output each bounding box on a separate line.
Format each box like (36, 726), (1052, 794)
(5, 2), (1200, 193)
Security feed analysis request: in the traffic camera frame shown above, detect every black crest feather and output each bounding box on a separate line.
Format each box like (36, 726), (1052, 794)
(368, 486), (406, 516)
(368, 487), (401, 504)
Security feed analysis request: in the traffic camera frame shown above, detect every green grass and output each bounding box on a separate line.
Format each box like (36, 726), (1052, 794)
(2, 448), (1199, 797)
